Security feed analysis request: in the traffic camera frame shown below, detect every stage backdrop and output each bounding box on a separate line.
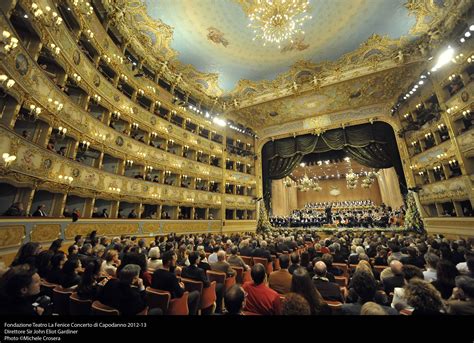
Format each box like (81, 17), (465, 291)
(271, 166), (403, 216)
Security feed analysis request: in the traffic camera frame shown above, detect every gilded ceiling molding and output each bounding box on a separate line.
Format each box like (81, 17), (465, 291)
(233, 63), (423, 131)
(98, 0), (468, 118)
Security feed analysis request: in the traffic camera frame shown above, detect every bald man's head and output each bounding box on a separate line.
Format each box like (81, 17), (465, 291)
(390, 260), (403, 275)
(217, 249), (226, 261)
(314, 261), (327, 277)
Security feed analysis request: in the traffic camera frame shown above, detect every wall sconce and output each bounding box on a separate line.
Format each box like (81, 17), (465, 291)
(112, 111), (121, 120)
(0, 31), (19, 57)
(28, 104), (42, 119)
(47, 98), (64, 112)
(119, 74), (128, 82)
(94, 132), (106, 141)
(92, 94), (101, 103)
(171, 110), (177, 115)
(125, 159), (134, 167)
(85, 29), (94, 40)
(58, 175), (73, 183)
(49, 43), (61, 55)
(448, 74), (458, 81)
(462, 110), (471, 117)
(437, 153), (447, 159)
(168, 139), (174, 146)
(468, 55), (474, 63)
(56, 126), (67, 138)
(72, 0), (93, 16)
(2, 153), (16, 168)
(147, 86), (156, 94)
(0, 74), (15, 89)
(131, 122), (139, 130)
(437, 123), (446, 131)
(71, 73), (81, 83)
(108, 186), (121, 193)
(416, 103), (423, 109)
(424, 132), (433, 139)
(137, 89), (144, 96)
(150, 132), (157, 138)
(30, 3), (44, 18)
(79, 140), (90, 151)
(155, 101), (161, 108)
(403, 113), (410, 119)
(102, 54), (111, 63)
(145, 166), (153, 172)
(448, 159), (458, 167)
(433, 165), (442, 172)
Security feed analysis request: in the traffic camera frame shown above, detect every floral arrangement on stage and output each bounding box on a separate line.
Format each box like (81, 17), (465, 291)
(405, 191), (425, 234)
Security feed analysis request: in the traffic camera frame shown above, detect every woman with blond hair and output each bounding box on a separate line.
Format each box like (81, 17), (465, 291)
(361, 302), (388, 315)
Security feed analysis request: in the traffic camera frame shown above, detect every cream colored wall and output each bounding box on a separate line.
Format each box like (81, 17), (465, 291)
(271, 179), (298, 216)
(295, 178), (383, 209)
(377, 167), (404, 209)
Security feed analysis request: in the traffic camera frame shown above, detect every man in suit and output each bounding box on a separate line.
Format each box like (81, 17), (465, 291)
(210, 250), (235, 277)
(182, 251), (224, 313)
(268, 254), (292, 294)
(252, 240), (272, 262)
(32, 205), (48, 217)
(312, 261), (344, 302)
(446, 275), (474, 315)
(382, 260), (405, 294)
(98, 264), (148, 315)
(152, 251), (200, 315)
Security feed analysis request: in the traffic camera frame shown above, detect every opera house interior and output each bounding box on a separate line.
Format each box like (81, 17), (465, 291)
(0, 0), (473, 318)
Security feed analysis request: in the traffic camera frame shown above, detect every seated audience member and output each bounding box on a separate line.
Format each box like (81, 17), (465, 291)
(312, 261), (344, 303)
(67, 245), (79, 258)
(391, 265), (424, 311)
(321, 253), (343, 277)
(128, 209), (138, 219)
(182, 251), (224, 313)
(239, 239), (254, 257)
(281, 292), (311, 315)
(11, 242), (41, 269)
(198, 249), (211, 271)
(243, 264), (282, 315)
(98, 264), (150, 315)
(431, 260), (459, 299)
(456, 251), (474, 275)
(252, 241), (272, 262)
(224, 285), (246, 315)
(152, 251), (200, 315)
(101, 250), (120, 277)
(423, 253), (440, 282)
(382, 260), (405, 295)
(3, 202), (25, 216)
(341, 271), (397, 315)
(35, 250), (53, 279)
(446, 276), (474, 315)
(374, 247), (388, 266)
(211, 250), (235, 277)
(400, 246), (424, 268)
(268, 254), (292, 294)
(32, 205), (48, 217)
(147, 247), (162, 272)
(288, 252), (300, 275)
(0, 265), (44, 315)
(77, 258), (102, 300)
(360, 302), (388, 315)
(60, 258), (82, 289)
(46, 251), (67, 284)
(208, 246), (220, 264)
(404, 278), (444, 315)
(227, 246), (250, 271)
(291, 267), (330, 315)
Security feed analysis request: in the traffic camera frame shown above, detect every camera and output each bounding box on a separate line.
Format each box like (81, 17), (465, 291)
(33, 295), (53, 315)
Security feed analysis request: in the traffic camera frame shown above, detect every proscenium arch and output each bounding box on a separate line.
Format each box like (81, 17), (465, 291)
(259, 120), (408, 212)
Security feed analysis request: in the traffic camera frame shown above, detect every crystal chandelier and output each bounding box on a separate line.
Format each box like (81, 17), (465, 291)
(346, 170), (359, 189)
(248, 0), (312, 47)
(361, 170), (379, 189)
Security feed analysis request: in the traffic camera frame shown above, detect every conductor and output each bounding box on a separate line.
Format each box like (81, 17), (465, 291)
(325, 205), (332, 224)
